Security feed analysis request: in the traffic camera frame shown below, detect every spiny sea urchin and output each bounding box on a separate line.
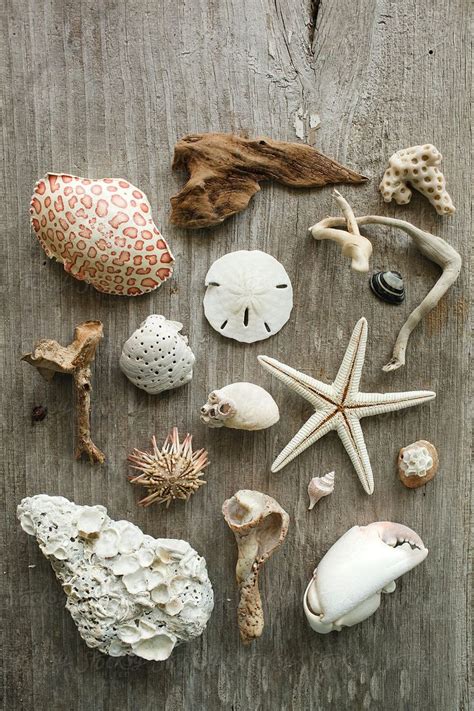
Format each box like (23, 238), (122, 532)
(128, 428), (209, 507)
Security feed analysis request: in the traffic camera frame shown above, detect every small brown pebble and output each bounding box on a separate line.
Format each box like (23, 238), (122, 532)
(31, 405), (48, 423)
(398, 440), (439, 489)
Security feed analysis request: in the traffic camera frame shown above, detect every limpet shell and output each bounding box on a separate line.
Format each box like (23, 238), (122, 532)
(30, 173), (174, 296)
(203, 250), (293, 343)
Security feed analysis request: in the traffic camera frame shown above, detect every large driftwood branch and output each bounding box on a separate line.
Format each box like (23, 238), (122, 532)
(309, 197), (462, 372)
(170, 133), (367, 229)
(22, 321), (105, 463)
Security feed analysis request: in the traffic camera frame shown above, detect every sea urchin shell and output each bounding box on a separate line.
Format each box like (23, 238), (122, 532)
(128, 428), (209, 507)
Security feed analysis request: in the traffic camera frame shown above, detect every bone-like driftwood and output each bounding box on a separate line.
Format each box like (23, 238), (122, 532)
(22, 321), (105, 462)
(309, 196), (462, 371)
(170, 133), (367, 228)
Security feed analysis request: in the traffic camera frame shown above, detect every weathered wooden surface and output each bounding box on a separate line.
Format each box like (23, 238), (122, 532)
(1, 0), (470, 709)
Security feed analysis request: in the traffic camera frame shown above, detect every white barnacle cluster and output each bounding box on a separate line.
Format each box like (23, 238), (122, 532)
(120, 315), (195, 395)
(17, 495), (213, 661)
(399, 444), (433, 478)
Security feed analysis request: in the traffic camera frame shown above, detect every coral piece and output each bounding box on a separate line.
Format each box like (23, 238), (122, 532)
(308, 471), (335, 510)
(128, 428), (209, 507)
(370, 271), (405, 304)
(31, 173), (174, 295)
(18, 495), (214, 659)
(309, 190), (373, 272)
(308, 195), (462, 371)
(203, 250), (293, 343)
(120, 315), (195, 394)
(22, 321), (105, 463)
(170, 133), (367, 228)
(258, 318), (435, 494)
(200, 383), (279, 431)
(303, 522), (428, 633)
(398, 440), (439, 488)
(222, 490), (289, 644)
(379, 145), (455, 215)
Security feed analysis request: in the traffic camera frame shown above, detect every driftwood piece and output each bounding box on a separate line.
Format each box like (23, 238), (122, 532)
(22, 321), (105, 463)
(170, 133), (367, 228)
(309, 200), (462, 371)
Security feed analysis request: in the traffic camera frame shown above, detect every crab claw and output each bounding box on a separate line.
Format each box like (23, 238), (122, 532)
(303, 521), (428, 634)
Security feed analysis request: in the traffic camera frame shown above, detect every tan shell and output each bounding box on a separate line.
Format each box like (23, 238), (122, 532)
(222, 490), (289, 644)
(398, 440), (439, 488)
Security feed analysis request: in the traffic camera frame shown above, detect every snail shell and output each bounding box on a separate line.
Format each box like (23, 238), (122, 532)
(370, 271), (405, 304)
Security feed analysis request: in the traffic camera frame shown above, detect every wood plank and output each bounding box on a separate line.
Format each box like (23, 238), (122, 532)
(1, 0), (470, 709)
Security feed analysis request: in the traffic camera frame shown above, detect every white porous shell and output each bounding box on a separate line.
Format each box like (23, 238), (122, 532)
(203, 250), (293, 343)
(17, 495), (214, 661)
(200, 382), (280, 430)
(119, 315), (195, 395)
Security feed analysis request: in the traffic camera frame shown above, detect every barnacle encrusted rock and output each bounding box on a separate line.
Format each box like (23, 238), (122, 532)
(18, 495), (214, 660)
(398, 440), (439, 488)
(120, 315), (195, 395)
(379, 145), (455, 215)
(30, 173), (174, 295)
(170, 133), (367, 228)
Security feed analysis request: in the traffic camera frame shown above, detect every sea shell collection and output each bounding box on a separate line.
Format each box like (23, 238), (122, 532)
(19, 134), (459, 659)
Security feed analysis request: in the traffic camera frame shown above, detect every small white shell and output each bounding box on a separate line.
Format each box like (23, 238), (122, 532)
(203, 250), (293, 343)
(77, 506), (107, 537)
(200, 382), (279, 430)
(119, 315), (195, 394)
(308, 471), (335, 510)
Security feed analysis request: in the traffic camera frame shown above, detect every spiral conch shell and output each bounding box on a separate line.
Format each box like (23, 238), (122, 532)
(303, 522), (428, 634)
(307, 471), (335, 510)
(200, 382), (279, 430)
(222, 490), (289, 643)
(30, 173), (174, 295)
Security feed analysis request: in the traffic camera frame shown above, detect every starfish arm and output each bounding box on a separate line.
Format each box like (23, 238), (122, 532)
(258, 355), (337, 409)
(349, 389), (436, 418)
(333, 318), (368, 399)
(336, 415), (374, 495)
(271, 408), (337, 472)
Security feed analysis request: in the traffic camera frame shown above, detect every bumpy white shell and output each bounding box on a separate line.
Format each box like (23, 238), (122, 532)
(303, 522), (428, 634)
(203, 250), (293, 343)
(18, 495), (214, 660)
(119, 315), (195, 394)
(200, 382), (279, 430)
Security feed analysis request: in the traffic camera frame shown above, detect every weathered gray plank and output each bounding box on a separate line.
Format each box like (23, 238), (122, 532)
(1, 0), (470, 709)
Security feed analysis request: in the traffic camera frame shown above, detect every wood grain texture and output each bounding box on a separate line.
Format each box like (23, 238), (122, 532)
(1, 1), (470, 709)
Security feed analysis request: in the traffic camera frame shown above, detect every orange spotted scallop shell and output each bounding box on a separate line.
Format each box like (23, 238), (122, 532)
(30, 173), (174, 296)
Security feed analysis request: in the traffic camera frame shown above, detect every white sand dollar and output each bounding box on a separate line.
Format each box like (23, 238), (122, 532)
(203, 250), (293, 343)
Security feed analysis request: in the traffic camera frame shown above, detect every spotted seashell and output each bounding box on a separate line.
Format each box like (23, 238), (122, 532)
(119, 315), (195, 394)
(369, 271), (405, 304)
(30, 173), (174, 296)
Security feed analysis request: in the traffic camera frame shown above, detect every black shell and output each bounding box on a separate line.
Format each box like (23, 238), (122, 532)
(369, 271), (405, 304)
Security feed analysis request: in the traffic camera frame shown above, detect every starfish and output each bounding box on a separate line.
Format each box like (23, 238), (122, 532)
(258, 318), (435, 494)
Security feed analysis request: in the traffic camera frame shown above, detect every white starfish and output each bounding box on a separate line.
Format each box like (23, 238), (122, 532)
(258, 318), (435, 494)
